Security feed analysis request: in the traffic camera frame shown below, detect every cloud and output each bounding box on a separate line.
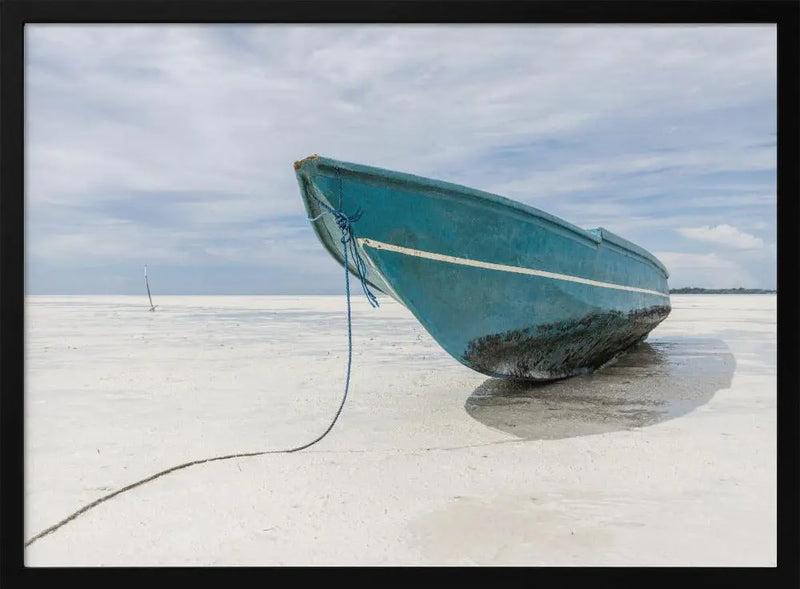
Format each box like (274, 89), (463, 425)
(654, 251), (758, 289)
(676, 224), (765, 250)
(24, 24), (777, 293)
(656, 251), (739, 270)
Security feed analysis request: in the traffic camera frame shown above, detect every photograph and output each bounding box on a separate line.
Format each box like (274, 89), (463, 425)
(10, 12), (786, 569)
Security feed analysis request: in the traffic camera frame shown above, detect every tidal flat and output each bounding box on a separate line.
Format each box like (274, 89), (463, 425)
(24, 294), (776, 565)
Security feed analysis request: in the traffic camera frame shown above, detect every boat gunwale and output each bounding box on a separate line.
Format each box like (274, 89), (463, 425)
(295, 155), (669, 279)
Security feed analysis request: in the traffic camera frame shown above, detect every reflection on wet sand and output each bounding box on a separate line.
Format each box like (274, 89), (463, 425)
(465, 338), (736, 440)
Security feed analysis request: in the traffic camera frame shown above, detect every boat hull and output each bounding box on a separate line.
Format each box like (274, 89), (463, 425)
(295, 155), (671, 381)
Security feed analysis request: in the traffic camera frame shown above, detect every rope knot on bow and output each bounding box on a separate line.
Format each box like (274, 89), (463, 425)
(306, 180), (379, 309)
(333, 207), (363, 244)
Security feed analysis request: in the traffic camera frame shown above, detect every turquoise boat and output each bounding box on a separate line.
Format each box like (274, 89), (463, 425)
(294, 155), (671, 381)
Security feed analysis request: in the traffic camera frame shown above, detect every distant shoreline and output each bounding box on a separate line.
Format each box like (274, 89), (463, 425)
(669, 288), (776, 294)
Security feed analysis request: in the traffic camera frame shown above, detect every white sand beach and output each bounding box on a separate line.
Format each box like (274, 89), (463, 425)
(24, 294), (776, 566)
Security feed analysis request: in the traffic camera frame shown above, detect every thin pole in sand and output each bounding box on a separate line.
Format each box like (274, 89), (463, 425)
(144, 265), (157, 311)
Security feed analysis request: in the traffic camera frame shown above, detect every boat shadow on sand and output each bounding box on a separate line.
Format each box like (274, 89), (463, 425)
(464, 337), (735, 441)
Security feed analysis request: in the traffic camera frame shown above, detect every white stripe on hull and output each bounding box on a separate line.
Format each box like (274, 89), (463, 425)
(358, 237), (670, 298)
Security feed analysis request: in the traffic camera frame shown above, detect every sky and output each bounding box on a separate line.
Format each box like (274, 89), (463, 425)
(25, 24), (777, 295)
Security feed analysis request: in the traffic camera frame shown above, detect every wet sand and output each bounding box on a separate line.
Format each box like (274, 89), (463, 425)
(24, 294), (776, 565)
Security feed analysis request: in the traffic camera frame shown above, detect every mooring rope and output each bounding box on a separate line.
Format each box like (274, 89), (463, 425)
(25, 186), (378, 548)
(307, 173), (379, 308)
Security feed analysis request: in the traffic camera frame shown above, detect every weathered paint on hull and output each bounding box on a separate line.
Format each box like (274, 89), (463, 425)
(294, 155), (671, 381)
(464, 305), (671, 379)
